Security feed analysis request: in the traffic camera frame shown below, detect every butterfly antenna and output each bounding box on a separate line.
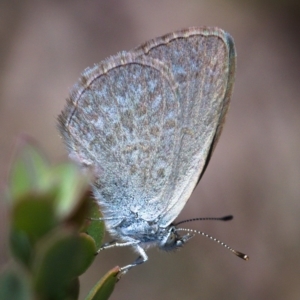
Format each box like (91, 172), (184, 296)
(176, 227), (249, 261)
(174, 215), (233, 226)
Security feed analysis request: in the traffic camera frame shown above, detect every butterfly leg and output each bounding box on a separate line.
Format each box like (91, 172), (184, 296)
(96, 241), (148, 277)
(96, 240), (139, 254)
(119, 244), (148, 275)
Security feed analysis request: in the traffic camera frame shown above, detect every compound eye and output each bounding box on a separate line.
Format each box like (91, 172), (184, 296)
(167, 232), (176, 244)
(159, 227), (181, 251)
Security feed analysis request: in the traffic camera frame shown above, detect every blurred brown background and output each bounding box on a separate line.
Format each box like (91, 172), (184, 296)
(1, 1), (300, 299)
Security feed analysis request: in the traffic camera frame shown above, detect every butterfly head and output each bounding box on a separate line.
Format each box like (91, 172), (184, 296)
(158, 225), (194, 252)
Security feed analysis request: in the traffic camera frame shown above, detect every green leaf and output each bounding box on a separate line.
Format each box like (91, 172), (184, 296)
(8, 137), (50, 201)
(8, 139), (92, 224)
(33, 229), (96, 300)
(45, 162), (91, 220)
(85, 267), (119, 300)
(65, 277), (80, 300)
(0, 266), (33, 300)
(9, 229), (33, 268)
(10, 193), (57, 266)
(82, 199), (105, 250)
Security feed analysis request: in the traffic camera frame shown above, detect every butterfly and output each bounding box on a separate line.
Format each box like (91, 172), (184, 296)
(58, 27), (248, 274)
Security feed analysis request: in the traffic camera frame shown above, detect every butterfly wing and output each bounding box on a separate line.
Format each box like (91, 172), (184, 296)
(132, 27), (236, 226)
(58, 27), (236, 229)
(58, 53), (183, 225)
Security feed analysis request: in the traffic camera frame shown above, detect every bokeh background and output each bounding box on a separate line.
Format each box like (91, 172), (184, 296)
(1, 1), (300, 299)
